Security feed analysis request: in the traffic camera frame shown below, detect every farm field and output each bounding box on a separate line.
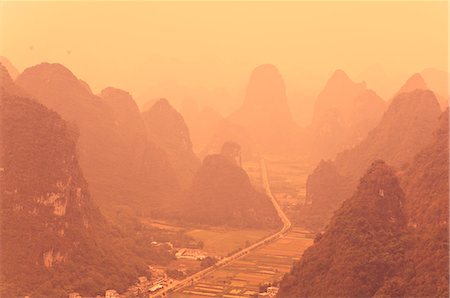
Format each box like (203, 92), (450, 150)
(169, 158), (315, 297)
(186, 229), (275, 257)
(171, 227), (313, 298)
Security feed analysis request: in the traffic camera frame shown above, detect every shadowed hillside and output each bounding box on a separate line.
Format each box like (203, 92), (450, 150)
(181, 143), (281, 228)
(15, 63), (179, 214)
(300, 87), (441, 230)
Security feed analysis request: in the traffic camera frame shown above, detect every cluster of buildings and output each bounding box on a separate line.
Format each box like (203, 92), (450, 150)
(68, 289), (120, 298)
(175, 248), (208, 260)
(258, 286), (279, 297)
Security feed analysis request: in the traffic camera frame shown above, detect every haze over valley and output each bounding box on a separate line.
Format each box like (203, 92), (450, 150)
(0, 1), (448, 298)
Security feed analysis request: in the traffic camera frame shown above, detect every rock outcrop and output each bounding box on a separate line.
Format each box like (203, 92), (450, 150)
(142, 98), (200, 189)
(310, 70), (386, 160)
(279, 161), (407, 297)
(228, 64), (303, 155)
(280, 110), (449, 298)
(302, 88), (441, 231)
(182, 143), (280, 228)
(16, 63), (178, 213)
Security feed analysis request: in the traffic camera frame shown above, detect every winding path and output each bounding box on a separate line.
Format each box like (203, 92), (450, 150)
(152, 158), (291, 297)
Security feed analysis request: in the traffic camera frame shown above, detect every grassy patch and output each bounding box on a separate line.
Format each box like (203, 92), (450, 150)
(186, 228), (275, 256)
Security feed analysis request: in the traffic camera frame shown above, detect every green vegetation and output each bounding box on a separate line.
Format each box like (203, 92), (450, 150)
(186, 228), (273, 256)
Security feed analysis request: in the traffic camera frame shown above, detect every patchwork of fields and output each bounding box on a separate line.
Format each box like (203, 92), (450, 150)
(170, 158), (315, 297)
(171, 227), (313, 297)
(186, 229), (275, 257)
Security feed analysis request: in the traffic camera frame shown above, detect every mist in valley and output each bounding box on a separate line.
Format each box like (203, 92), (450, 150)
(0, 2), (448, 298)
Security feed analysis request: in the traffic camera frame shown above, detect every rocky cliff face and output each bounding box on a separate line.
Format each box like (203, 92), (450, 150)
(0, 85), (150, 297)
(15, 64), (178, 213)
(302, 88), (441, 230)
(0, 65), (176, 297)
(310, 70), (386, 160)
(142, 98), (200, 189)
(279, 161), (407, 297)
(1, 93), (101, 269)
(182, 143), (280, 228)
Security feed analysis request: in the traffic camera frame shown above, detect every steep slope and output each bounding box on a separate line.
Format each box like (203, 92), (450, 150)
(0, 62), (26, 97)
(310, 70), (386, 160)
(0, 92), (152, 297)
(421, 68), (448, 109)
(301, 88), (441, 230)
(228, 64), (303, 155)
(389, 110), (449, 298)
(200, 118), (254, 161)
(0, 56), (19, 80)
(1, 66), (179, 296)
(335, 89), (441, 177)
(15, 63), (177, 212)
(396, 73), (428, 95)
(401, 109), (449, 227)
(99, 87), (178, 204)
(280, 161), (407, 297)
(182, 143), (281, 228)
(142, 98), (200, 189)
(302, 160), (349, 227)
(281, 111), (449, 298)
(180, 98), (224, 153)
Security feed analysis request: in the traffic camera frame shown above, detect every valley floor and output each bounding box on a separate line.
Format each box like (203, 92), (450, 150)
(171, 227), (313, 298)
(166, 157), (315, 297)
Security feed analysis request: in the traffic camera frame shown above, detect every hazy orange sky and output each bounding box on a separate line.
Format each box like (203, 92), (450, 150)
(0, 1), (447, 124)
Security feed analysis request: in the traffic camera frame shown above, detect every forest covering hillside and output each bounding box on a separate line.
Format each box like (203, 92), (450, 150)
(279, 110), (449, 297)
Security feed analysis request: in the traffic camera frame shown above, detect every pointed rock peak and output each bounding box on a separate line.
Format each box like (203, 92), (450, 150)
(141, 98), (159, 112)
(16, 62), (92, 96)
(330, 69), (351, 82)
(247, 64), (284, 87)
(323, 69), (366, 96)
(143, 98), (183, 122)
(389, 89), (440, 115)
(151, 98), (173, 110)
(251, 63), (281, 76)
(0, 62), (14, 86)
(245, 63), (287, 106)
(0, 62), (25, 97)
(349, 160), (406, 224)
(0, 56), (19, 80)
(100, 87), (139, 115)
(398, 73), (428, 94)
(356, 160), (402, 200)
(20, 62), (78, 82)
(100, 87), (133, 103)
(325, 69), (366, 89)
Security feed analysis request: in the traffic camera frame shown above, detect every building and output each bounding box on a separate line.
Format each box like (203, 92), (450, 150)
(148, 284), (163, 293)
(105, 289), (120, 298)
(175, 248), (208, 260)
(267, 286), (279, 297)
